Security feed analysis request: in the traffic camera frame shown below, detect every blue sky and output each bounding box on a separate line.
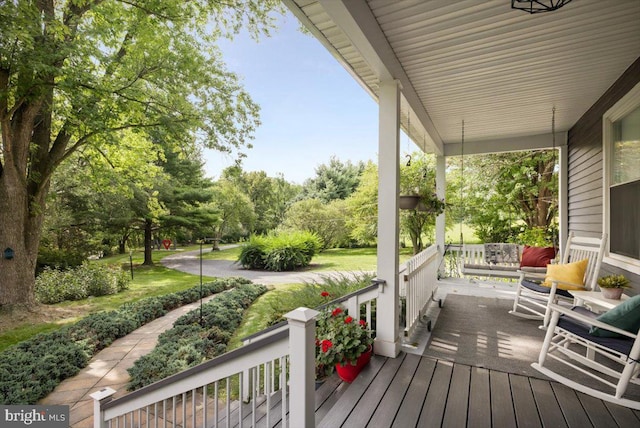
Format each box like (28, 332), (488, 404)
(203, 11), (380, 184)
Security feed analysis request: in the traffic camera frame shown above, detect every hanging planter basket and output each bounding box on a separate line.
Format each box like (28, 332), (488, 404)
(399, 195), (420, 210)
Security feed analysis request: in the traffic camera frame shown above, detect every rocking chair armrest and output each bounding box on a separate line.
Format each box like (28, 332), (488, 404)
(547, 303), (638, 339)
(517, 269), (546, 281)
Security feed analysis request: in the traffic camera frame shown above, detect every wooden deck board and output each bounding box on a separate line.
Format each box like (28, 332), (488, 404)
(391, 357), (436, 428)
(530, 378), (568, 428)
(369, 353), (421, 427)
(551, 383), (594, 428)
(234, 353), (637, 428)
(417, 360), (453, 428)
(489, 370), (517, 428)
(340, 354), (405, 428)
(577, 393), (619, 427)
(442, 363), (470, 428)
(468, 367), (491, 428)
(510, 374), (542, 428)
(604, 401), (640, 427)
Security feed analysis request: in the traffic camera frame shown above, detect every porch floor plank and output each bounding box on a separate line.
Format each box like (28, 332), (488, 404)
(489, 370), (517, 428)
(577, 392), (619, 427)
(317, 353), (399, 428)
(604, 401), (640, 427)
(390, 357), (436, 428)
(416, 359), (454, 428)
(468, 367), (491, 428)
(370, 353), (421, 427)
(510, 374), (542, 428)
(529, 378), (568, 428)
(442, 363), (471, 428)
(235, 353), (637, 428)
(550, 382), (593, 428)
(339, 354), (405, 428)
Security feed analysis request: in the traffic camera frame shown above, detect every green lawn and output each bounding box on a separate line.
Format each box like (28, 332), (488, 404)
(0, 243), (446, 352)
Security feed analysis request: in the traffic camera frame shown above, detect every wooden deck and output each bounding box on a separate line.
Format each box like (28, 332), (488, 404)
(313, 353), (640, 428)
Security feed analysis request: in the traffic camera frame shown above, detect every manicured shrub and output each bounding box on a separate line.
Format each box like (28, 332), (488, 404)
(0, 278), (243, 404)
(238, 231), (322, 271)
(35, 263), (130, 304)
(127, 283), (267, 390)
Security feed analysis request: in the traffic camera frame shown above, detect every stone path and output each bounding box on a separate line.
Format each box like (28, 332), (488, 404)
(39, 295), (217, 428)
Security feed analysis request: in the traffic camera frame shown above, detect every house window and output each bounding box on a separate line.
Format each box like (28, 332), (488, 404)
(604, 82), (640, 273)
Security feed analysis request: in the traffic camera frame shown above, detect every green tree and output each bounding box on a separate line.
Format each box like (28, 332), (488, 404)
(222, 166), (300, 234)
(298, 156), (365, 203)
(345, 162), (378, 246)
(0, 0), (281, 306)
(459, 151), (557, 243)
(208, 179), (255, 242)
(281, 199), (349, 249)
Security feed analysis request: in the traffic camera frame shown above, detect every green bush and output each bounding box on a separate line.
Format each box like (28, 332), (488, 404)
(265, 273), (375, 326)
(127, 283), (267, 390)
(238, 231), (322, 271)
(0, 278), (242, 404)
(35, 263), (130, 304)
(36, 247), (85, 273)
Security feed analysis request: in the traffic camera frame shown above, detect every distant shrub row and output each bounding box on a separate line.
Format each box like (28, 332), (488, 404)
(35, 264), (130, 304)
(127, 283), (267, 390)
(0, 277), (247, 404)
(238, 231), (322, 271)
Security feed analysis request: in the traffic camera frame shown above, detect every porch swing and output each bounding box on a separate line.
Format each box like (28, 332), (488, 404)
(457, 120), (523, 279)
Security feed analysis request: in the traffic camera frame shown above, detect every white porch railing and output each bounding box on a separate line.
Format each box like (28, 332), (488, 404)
(401, 244), (441, 338)
(92, 281), (383, 428)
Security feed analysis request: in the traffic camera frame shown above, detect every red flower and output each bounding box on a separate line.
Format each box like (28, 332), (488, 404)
(332, 307), (343, 317)
(344, 316), (354, 324)
(315, 339), (320, 346)
(321, 291), (330, 297)
(321, 339), (333, 353)
(359, 320), (366, 327)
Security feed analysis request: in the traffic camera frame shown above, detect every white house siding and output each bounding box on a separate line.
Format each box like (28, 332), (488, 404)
(567, 56), (640, 294)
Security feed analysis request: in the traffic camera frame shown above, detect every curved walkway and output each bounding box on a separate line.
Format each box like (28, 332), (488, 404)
(39, 294), (218, 428)
(39, 247), (356, 427)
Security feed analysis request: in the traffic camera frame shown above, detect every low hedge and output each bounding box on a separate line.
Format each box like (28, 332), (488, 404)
(127, 283), (267, 390)
(238, 231), (322, 271)
(0, 277), (250, 404)
(35, 263), (130, 304)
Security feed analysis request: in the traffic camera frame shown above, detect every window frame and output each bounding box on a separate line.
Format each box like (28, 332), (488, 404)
(602, 81), (640, 274)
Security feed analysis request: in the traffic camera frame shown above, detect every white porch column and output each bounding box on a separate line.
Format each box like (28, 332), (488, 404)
(285, 307), (319, 428)
(435, 155), (446, 276)
(375, 79), (401, 358)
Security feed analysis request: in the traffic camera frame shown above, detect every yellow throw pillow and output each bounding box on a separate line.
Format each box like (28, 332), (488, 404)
(543, 259), (589, 290)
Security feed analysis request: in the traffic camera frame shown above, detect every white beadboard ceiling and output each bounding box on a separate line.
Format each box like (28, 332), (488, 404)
(284, 0), (640, 155)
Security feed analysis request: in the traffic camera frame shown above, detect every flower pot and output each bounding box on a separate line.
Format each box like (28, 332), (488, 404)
(335, 345), (372, 383)
(399, 195), (420, 210)
(600, 287), (624, 300)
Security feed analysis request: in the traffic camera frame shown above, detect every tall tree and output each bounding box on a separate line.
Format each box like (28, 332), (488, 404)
(298, 156), (365, 203)
(0, 0), (280, 306)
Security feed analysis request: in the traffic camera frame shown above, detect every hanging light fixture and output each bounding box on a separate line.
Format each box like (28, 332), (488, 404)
(511, 0), (572, 14)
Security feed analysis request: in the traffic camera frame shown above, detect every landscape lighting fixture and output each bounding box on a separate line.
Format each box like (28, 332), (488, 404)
(511, 0), (572, 14)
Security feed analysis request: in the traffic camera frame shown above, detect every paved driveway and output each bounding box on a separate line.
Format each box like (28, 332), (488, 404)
(160, 247), (347, 285)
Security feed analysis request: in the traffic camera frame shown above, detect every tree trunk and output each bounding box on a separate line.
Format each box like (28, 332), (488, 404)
(0, 148), (43, 307)
(143, 219), (154, 266)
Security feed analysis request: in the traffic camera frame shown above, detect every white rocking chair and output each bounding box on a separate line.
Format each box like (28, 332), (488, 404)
(532, 301), (640, 409)
(509, 232), (607, 328)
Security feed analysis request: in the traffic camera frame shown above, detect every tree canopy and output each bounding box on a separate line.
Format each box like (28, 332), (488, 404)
(0, 0), (282, 306)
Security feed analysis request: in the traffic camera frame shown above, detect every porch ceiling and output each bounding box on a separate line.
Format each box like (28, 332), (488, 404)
(284, 0), (640, 155)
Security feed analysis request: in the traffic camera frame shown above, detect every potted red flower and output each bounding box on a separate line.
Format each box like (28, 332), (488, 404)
(315, 292), (374, 383)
